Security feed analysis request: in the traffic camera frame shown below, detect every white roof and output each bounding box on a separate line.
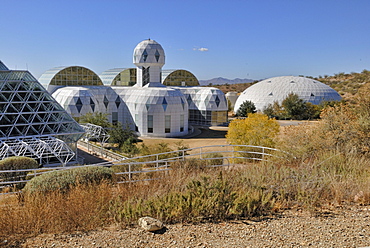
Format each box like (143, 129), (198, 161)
(234, 76), (341, 112)
(133, 39), (165, 66)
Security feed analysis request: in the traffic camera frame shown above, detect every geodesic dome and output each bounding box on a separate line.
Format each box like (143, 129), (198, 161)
(113, 86), (188, 137)
(52, 86), (131, 126)
(133, 39), (165, 67)
(175, 87), (228, 125)
(234, 76), (342, 112)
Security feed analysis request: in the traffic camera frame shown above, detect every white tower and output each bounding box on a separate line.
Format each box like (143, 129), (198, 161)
(133, 39), (165, 87)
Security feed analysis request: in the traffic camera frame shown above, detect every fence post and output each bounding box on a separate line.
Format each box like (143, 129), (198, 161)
(200, 147), (202, 159)
(156, 154), (159, 169)
(182, 150), (185, 161)
(232, 146), (235, 165)
(129, 164), (131, 182)
(262, 147), (265, 160)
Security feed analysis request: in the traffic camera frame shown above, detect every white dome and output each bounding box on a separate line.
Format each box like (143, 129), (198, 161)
(52, 86), (130, 125)
(234, 76), (341, 112)
(133, 39), (165, 67)
(112, 86), (188, 137)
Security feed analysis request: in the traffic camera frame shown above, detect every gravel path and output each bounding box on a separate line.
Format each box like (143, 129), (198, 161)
(16, 206), (370, 248)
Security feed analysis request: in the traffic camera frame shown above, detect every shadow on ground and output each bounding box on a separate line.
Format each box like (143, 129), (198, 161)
(190, 127), (227, 139)
(77, 148), (111, 165)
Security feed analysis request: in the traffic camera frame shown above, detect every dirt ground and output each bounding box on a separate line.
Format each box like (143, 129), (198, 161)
(13, 206), (370, 248)
(138, 126), (229, 151)
(138, 120), (310, 152)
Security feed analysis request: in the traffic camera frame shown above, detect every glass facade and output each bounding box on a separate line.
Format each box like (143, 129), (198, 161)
(162, 70), (199, 86)
(180, 114), (184, 132)
(142, 67), (150, 86)
(165, 115), (171, 133)
(0, 66), (85, 166)
(100, 68), (198, 87)
(40, 66), (103, 87)
(0, 61), (9, 70)
(147, 115), (153, 133)
(189, 110), (227, 126)
(100, 68), (137, 86)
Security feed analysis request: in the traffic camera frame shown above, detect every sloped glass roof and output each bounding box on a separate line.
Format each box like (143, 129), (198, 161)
(99, 68), (136, 86)
(39, 66), (103, 88)
(0, 61), (9, 70)
(162, 69), (199, 86)
(0, 70), (85, 142)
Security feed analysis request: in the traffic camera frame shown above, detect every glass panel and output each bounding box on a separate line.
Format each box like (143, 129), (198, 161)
(147, 115), (153, 133)
(165, 115), (171, 133)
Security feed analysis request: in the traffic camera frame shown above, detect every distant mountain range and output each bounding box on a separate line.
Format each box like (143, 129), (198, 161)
(199, 77), (255, 86)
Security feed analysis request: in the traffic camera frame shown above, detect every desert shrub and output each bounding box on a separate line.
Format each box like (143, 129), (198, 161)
(203, 152), (224, 166)
(170, 158), (207, 172)
(0, 182), (113, 236)
(277, 100), (370, 160)
(0, 157), (39, 190)
(23, 166), (114, 195)
(110, 169), (280, 224)
(111, 172), (239, 223)
(226, 113), (279, 148)
(111, 163), (144, 182)
(276, 123), (326, 162)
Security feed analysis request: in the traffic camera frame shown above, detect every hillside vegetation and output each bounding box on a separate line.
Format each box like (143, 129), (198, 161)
(313, 69), (370, 99)
(207, 81), (256, 94)
(208, 70), (370, 99)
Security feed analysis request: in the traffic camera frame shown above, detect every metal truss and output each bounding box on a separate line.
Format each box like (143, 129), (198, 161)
(80, 123), (110, 144)
(0, 136), (76, 166)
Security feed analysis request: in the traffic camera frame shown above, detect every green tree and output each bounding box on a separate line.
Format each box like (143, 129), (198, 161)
(235, 100), (256, 117)
(79, 112), (139, 154)
(109, 122), (139, 154)
(79, 112), (110, 128)
(109, 122), (137, 145)
(281, 93), (307, 120)
(262, 101), (282, 119)
(303, 102), (321, 119)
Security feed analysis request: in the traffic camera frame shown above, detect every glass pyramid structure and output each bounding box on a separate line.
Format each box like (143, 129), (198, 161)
(0, 61), (85, 166)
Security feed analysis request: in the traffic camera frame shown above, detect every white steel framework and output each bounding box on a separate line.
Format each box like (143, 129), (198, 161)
(0, 137), (75, 166)
(0, 62), (85, 166)
(80, 123), (110, 144)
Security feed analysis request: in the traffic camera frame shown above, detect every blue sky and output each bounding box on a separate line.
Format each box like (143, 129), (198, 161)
(1, 0), (370, 80)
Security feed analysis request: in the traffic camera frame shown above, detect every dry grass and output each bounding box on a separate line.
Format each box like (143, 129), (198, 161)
(3, 110), (370, 239)
(0, 183), (113, 238)
(2, 150), (370, 239)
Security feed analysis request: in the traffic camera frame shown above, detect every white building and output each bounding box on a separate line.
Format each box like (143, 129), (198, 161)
(39, 39), (228, 138)
(0, 61), (85, 166)
(234, 76), (341, 112)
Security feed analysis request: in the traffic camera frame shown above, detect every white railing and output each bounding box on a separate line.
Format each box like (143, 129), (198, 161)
(77, 140), (128, 161)
(0, 145), (285, 194)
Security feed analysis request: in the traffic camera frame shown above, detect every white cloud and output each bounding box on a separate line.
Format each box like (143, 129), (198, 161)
(193, 47), (209, 52)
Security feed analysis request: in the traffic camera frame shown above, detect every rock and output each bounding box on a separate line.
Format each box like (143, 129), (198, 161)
(138, 217), (164, 232)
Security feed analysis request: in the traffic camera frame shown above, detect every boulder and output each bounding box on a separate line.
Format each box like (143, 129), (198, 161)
(138, 217), (164, 232)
